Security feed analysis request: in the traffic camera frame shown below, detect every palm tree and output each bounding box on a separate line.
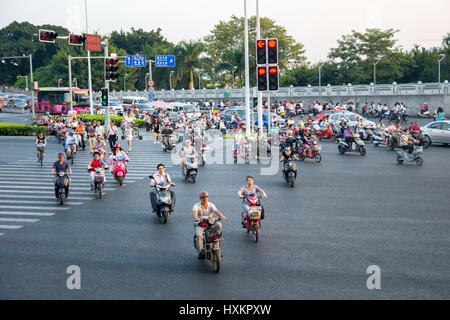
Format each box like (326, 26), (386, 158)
(174, 40), (205, 89)
(215, 48), (245, 88)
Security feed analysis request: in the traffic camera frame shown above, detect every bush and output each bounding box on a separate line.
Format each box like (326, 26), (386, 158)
(0, 123), (49, 136)
(32, 115), (146, 128)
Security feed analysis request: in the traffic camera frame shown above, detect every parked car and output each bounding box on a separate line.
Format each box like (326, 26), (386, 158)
(329, 112), (376, 130)
(6, 98), (27, 110)
(420, 120), (450, 146)
(109, 101), (123, 115)
(122, 96), (149, 109)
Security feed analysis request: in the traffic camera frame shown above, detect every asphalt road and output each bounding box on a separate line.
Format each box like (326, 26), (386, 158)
(0, 129), (449, 300)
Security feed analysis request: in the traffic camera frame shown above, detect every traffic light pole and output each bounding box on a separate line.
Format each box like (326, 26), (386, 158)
(68, 55), (73, 111)
(104, 41), (110, 137)
(256, 0), (263, 131)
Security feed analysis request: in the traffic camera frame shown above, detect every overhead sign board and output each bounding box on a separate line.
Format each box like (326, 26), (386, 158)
(125, 54), (147, 67)
(84, 34), (102, 52)
(155, 55), (176, 67)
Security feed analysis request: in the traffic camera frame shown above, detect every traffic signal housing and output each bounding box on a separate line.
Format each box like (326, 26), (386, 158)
(267, 39), (278, 64)
(256, 39), (267, 65)
(101, 88), (109, 107)
(268, 66), (279, 91)
(39, 29), (58, 43)
(105, 58), (119, 82)
(257, 66), (268, 91)
(69, 33), (86, 46)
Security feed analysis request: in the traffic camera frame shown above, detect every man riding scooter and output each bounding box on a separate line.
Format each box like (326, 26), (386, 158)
(150, 164), (176, 214)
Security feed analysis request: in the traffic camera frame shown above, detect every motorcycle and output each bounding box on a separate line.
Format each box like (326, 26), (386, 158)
(387, 134), (402, 151)
(200, 143), (209, 166)
(36, 143), (46, 166)
(111, 159), (128, 186)
(92, 167), (105, 199)
(54, 172), (69, 205)
(194, 217), (223, 273)
(65, 144), (77, 165)
(183, 155), (198, 183)
(57, 128), (65, 144)
(162, 134), (176, 152)
(396, 145), (423, 166)
(417, 110), (433, 118)
(93, 146), (106, 161)
(372, 131), (388, 148)
(242, 196), (263, 242)
(296, 138), (322, 163)
(358, 127), (375, 143)
(314, 124), (336, 142)
(338, 134), (367, 156)
(282, 160), (297, 187)
(151, 182), (174, 223)
(233, 140), (252, 164)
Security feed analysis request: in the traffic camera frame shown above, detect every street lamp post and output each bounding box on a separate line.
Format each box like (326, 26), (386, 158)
(169, 71), (175, 90)
(197, 70), (202, 90)
(231, 66), (238, 88)
(73, 78), (78, 88)
(124, 74), (128, 92)
(438, 54), (445, 83)
(58, 79), (62, 88)
(373, 58), (380, 86)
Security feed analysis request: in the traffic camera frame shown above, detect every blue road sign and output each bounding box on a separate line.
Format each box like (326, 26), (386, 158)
(125, 55), (133, 67)
(148, 93), (155, 99)
(155, 55), (176, 67)
(125, 55), (147, 67)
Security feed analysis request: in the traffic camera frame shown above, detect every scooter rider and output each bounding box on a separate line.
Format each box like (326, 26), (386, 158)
(51, 153), (72, 195)
(150, 164), (176, 213)
(193, 191), (227, 260)
(88, 151), (109, 190)
(344, 125), (355, 149)
(237, 176), (267, 227)
(35, 132), (47, 162)
(280, 146), (300, 162)
(161, 124), (174, 147)
(180, 140), (198, 176)
(64, 131), (78, 154)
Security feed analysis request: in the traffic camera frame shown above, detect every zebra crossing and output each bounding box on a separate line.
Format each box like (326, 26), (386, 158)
(0, 140), (173, 237)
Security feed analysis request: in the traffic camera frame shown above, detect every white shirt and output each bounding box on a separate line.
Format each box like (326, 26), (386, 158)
(193, 202), (217, 220)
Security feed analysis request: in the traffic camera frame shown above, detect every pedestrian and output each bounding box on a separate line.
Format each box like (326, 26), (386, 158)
(95, 121), (105, 139)
(145, 113), (152, 132)
(124, 122), (133, 153)
(87, 124), (96, 153)
(153, 114), (161, 144)
(107, 121), (118, 150)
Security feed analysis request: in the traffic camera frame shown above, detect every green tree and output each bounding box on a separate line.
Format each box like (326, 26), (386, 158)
(173, 40), (206, 90)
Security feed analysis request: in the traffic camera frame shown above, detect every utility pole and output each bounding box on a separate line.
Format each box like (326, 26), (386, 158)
(438, 54), (445, 83)
(244, 0), (251, 135)
(68, 55), (73, 110)
(29, 54), (35, 118)
(373, 58), (380, 85)
(85, 0), (94, 115)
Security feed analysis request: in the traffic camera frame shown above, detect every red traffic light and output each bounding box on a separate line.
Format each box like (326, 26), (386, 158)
(69, 34), (85, 46)
(269, 67), (278, 74)
(258, 67), (267, 75)
(268, 39), (277, 48)
(257, 40), (266, 49)
(39, 29), (58, 43)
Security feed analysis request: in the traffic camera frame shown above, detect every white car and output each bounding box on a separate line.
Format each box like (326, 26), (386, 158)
(420, 120), (450, 146)
(109, 101), (123, 115)
(329, 112), (376, 130)
(169, 102), (201, 118)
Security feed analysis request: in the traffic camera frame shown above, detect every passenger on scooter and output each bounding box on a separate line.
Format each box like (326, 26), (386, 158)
(88, 151), (109, 190)
(93, 135), (107, 159)
(394, 122), (404, 146)
(237, 176), (267, 227)
(193, 191), (227, 260)
(180, 140), (198, 176)
(339, 118), (347, 137)
(150, 164), (176, 213)
(400, 129), (419, 157)
(302, 127), (313, 154)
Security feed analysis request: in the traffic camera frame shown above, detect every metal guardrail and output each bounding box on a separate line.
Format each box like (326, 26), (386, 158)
(104, 81), (449, 101)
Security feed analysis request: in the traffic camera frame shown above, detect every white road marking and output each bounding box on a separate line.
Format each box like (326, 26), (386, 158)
(0, 218), (39, 223)
(0, 205), (69, 210)
(0, 200), (83, 205)
(0, 211), (55, 216)
(0, 195), (93, 200)
(0, 225), (23, 229)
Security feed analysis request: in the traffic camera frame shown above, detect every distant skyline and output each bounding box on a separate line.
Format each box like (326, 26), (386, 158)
(1, 0), (449, 63)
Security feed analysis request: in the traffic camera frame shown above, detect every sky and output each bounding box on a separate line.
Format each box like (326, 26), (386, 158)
(1, 0), (449, 63)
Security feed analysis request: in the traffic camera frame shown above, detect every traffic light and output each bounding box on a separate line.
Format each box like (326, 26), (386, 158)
(105, 58), (119, 82)
(268, 66), (279, 91)
(101, 88), (108, 107)
(69, 33), (86, 46)
(256, 39), (267, 65)
(267, 38), (278, 64)
(257, 66), (268, 91)
(39, 29), (58, 43)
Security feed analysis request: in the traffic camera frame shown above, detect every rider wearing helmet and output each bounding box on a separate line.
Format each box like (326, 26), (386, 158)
(88, 151), (109, 190)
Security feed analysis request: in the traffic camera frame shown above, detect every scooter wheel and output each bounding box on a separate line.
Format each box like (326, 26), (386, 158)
(415, 157), (423, 166)
(396, 155), (404, 165)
